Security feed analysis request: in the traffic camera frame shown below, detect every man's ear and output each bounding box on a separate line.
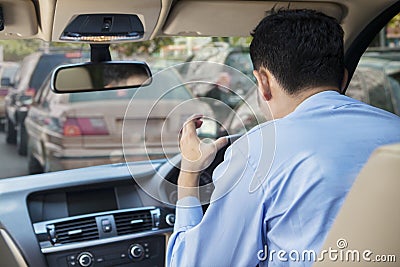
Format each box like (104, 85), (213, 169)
(253, 69), (272, 101)
(340, 68), (349, 92)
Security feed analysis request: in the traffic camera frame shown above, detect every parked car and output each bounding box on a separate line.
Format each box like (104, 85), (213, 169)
(223, 56), (400, 135)
(4, 50), (86, 155)
(179, 45), (254, 122)
(349, 56), (400, 115)
(0, 61), (19, 130)
(25, 68), (214, 173)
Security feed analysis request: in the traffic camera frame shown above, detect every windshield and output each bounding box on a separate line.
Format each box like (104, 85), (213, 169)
(0, 30), (399, 179)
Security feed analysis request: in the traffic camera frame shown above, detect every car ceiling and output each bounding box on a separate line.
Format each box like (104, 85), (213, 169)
(0, 0), (398, 49)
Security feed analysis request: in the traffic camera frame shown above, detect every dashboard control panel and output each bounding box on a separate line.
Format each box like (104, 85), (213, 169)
(31, 204), (174, 267)
(46, 235), (166, 266)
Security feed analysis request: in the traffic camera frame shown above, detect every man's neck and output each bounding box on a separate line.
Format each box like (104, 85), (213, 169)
(273, 87), (339, 119)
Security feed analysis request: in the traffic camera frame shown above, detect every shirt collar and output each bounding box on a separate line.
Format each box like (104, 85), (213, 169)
(286, 90), (341, 118)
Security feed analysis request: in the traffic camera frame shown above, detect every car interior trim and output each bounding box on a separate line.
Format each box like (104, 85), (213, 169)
(0, 1), (399, 267)
(0, 228), (28, 267)
(149, 0), (173, 39)
(40, 228), (172, 254)
(0, 0), (38, 38)
(51, 0), (161, 42)
(162, 1), (345, 36)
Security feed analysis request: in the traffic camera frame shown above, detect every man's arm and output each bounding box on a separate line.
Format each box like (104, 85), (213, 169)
(166, 116), (264, 267)
(176, 114), (227, 201)
(166, 146), (265, 267)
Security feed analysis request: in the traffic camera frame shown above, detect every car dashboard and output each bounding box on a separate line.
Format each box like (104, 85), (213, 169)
(0, 161), (175, 267)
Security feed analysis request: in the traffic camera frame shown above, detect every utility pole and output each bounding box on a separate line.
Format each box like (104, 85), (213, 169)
(42, 41), (50, 53)
(379, 27), (386, 48)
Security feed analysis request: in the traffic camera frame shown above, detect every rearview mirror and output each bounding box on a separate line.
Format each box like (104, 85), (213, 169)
(51, 61), (152, 93)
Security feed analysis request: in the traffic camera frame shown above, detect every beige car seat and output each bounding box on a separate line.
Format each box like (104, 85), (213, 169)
(314, 143), (400, 266)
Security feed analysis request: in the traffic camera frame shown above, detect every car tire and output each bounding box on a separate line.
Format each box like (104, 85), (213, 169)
(27, 143), (44, 174)
(17, 122), (28, 156)
(28, 153), (44, 174)
(5, 116), (17, 144)
(0, 118), (5, 132)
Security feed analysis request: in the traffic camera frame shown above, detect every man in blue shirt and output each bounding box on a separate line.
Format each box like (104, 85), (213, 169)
(166, 9), (400, 266)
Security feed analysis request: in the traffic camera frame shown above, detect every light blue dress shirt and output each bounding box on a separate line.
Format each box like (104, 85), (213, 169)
(166, 91), (400, 267)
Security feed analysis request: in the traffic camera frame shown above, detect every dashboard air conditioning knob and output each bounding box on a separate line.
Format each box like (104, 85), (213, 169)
(77, 252), (93, 267)
(129, 244), (144, 259)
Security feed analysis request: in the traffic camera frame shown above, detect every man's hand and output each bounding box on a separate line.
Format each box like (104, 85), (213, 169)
(177, 115), (228, 200)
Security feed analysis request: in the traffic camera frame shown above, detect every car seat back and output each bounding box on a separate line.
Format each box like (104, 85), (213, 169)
(314, 143), (400, 266)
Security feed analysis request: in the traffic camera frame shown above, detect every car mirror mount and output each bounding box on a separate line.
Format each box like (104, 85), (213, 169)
(90, 44), (111, 63)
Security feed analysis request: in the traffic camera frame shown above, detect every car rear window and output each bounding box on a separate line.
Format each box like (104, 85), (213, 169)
(68, 70), (192, 103)
(29, 53), (84, 92)
(1, 65), (19, 84)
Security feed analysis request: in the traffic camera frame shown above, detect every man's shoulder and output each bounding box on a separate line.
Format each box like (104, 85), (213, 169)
(232, 120), (277, 147)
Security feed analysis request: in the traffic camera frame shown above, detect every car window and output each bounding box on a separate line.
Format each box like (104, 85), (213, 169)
(362, 67), (395, 113)
(225, 51), (253, 78)
(34, 83), (46, 105)
(1, 64), (19, 85)
(13, 53), (39, 89)
(44, 85), (57, 108)
(387, 73), (400, 114)
(346, 69), (369, 103)
(29, 54), (82, 92)
(37, 79), (52, 108)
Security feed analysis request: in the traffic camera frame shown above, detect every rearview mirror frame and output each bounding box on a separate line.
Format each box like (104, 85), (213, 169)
(51, 61), (152, 94)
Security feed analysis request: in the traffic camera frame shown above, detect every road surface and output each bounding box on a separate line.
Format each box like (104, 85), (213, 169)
(0, 132), (29, 179)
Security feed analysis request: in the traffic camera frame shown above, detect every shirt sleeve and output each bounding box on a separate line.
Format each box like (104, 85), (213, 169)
(173, 196), (203, 231)
(166, 144), (265, 267)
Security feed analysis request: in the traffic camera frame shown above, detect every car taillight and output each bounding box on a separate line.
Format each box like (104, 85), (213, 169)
(64, 52), (82, 58)
(24, 88), (36, 97)
(63, 118), (81, 136)
(63, 118), (109, 136)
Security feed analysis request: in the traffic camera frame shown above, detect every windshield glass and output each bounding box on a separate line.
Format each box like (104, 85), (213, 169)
(0, 31), (399, 179)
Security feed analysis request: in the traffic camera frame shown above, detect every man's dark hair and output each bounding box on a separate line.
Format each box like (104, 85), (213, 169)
(250, 9), (344, 95)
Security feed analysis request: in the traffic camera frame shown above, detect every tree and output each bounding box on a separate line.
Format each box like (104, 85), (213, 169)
(0, 38), (174, 62)
(387, 13), (400, 37)
(111, 38), (174, 58)
(211, 37), (252, 46)
(0, 39), (42, 61)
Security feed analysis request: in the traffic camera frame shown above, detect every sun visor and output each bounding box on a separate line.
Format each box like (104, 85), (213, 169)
(163, 1), (345, 37)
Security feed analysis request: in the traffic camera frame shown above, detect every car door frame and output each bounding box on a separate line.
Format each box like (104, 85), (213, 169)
(344, 1), (400, 93)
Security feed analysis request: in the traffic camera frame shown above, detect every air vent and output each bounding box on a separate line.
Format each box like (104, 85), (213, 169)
(48, 217), (99, 245)
(114, 210), (153, 235)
